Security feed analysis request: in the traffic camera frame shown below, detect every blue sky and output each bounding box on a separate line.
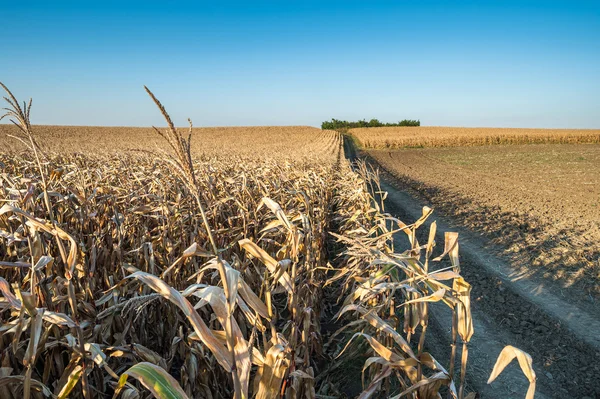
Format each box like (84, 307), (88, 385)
(1, 1), (599, 128)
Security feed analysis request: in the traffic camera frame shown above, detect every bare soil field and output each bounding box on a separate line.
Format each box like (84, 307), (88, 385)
(351, 126), (600, 148)
(366, 144), (600, 301)
(375, 178), (600, 398)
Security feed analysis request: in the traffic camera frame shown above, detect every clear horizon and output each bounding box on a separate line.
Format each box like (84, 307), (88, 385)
(1, 1), (599, 129)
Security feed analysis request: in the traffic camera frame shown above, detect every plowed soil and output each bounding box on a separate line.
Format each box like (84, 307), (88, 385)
(348, 140), (600, 398)
(366, 144), (600, 302)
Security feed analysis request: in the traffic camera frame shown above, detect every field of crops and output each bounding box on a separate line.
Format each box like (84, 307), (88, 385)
(0, 125), (338, 160)
(0, 86), (536, 399)
(366, 144), (600, 301)
(351, 126), (600, 149)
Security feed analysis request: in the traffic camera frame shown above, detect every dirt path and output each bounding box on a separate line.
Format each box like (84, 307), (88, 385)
(343, 136), (600, 398)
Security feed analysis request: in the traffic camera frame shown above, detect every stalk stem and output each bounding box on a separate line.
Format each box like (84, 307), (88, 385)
(448, 308), (458, 399)
(458, 342), (469, 399)
(192, 191), (243, 399)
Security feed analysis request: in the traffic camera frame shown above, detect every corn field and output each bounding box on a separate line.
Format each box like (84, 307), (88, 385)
(0, 125), (338, 158)
(0, 83), (534, 398)
(351, 126), (600, 149)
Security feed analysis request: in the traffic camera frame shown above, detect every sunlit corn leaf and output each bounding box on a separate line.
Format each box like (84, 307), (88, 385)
(238, 278), (270, 321)
(427, 270), (461, 281)
(338, 304), (416, 359)
(161, 242), (212, 278)
(0, 204), (79, 276)
(85, 343), (107, 366)
(186, 285), (252, 396)
(425, 221), (437, 267)
(402, 288), (446, 306)
(488, 345), (536, 399)
(41, 311), (77, 328)
(32, 255), (53, 272)
(0, 277), (21, 308)
(125, 270), (232, 371)
(453, 277), (473, 342)
(338, 332), (402, 364)
(254, 344), (290, 399)
(258, 197), (293, 231)
(56, 364), (83, 399)
(413, 206), (434, 230)
(114, 362), (189, 399)
(389, 371), (450, 398)
(198, 258), (240, 314)
(432, 232), (459, 265)
(358, 365), (392, 399)
(238, 239), (293, 293)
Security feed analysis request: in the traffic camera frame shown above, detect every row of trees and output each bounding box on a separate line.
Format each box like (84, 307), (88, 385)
(321, 118), (420, 130)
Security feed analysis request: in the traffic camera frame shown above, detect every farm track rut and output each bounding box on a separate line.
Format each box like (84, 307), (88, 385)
(343, 136), (600, 398)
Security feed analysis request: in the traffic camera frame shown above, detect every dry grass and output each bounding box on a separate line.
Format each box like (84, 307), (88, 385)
(351, 126), (600, 148)
(0, 84), (532, 398)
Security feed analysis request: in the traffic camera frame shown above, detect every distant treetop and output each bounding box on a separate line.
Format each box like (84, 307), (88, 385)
(321, 118), (420, 130)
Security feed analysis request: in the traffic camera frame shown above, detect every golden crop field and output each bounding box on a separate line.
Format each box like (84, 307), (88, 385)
(351, 126), (600, 148)
(0, 125), (339, 161)
(0, 85), (532, 399)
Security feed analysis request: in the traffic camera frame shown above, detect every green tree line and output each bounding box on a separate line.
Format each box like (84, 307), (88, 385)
(321, 118), (420, 130)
